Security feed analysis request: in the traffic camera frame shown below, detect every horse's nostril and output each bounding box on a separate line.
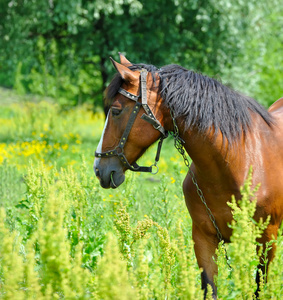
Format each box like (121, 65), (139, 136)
(95, 168), (100, 177)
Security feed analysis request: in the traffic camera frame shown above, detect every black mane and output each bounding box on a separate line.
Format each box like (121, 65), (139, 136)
(106, 63), (273, 143)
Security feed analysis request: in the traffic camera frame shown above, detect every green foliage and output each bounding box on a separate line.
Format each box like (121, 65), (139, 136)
(0, 209), (25, 300)
(174, 222), (203, 299)
(216, 168), (283, 300)
(260, 224), (283, 299)
(96, 234), (137, 299)
(1, 1), (282, 107)
(221, 1), (283, 105)
(227, 168), (270, 299)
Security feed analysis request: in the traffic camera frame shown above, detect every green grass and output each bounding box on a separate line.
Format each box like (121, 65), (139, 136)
(0, 88), (282, 299)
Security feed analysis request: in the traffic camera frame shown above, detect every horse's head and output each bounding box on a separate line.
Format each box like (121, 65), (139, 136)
(94, 54), (170, 188)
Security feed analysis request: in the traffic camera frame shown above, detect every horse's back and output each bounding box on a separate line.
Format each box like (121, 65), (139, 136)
(264, 97), (283, 225)
(268, 97), (283, 114)
(268, 97), (283, 141)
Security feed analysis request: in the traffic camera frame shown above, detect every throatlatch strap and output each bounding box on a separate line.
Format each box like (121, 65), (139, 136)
(141, 69), (148, 105)
(139, 69), (167, 137)
(141, 114), (167, 136)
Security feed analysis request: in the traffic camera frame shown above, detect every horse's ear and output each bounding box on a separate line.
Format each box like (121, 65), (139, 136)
(110, 57), (139, 83)
(119, 52), (132, 66)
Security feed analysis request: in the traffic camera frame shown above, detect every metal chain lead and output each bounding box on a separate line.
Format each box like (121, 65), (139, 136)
(170, 113), (223, 242)
(170, 112), (232, 268)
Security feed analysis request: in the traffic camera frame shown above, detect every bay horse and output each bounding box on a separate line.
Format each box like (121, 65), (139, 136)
(94, 53), (283, 299)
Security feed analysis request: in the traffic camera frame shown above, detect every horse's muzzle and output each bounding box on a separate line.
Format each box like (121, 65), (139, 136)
(94, 158), (125, 189)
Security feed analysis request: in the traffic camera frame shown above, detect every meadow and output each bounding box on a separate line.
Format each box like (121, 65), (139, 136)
(0, 88), (282, 299)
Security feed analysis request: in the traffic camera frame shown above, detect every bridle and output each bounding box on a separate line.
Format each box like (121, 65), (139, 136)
(95, 69), (168, 174)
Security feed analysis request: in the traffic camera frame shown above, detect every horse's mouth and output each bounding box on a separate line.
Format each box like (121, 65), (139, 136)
(96, 170), (125, 189)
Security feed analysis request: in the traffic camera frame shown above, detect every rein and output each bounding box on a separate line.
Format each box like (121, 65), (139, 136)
(95, 69), (168, 174)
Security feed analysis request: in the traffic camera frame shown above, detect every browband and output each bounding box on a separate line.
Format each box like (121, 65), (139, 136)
(118, 88), (140, 101)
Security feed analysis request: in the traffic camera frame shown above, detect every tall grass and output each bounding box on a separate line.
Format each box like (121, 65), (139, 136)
(0, 91), (282, 299)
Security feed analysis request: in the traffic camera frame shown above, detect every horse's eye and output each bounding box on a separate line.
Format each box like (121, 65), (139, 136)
(111, 107), (122, 117)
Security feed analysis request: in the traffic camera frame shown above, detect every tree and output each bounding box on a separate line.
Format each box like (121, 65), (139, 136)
(0, 0), (282, 107)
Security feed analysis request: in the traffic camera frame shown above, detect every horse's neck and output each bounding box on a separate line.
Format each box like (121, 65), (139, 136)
(179, 124), (245, 185)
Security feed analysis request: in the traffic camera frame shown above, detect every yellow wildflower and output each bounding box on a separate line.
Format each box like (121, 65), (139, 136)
(62, 144), (68, 151)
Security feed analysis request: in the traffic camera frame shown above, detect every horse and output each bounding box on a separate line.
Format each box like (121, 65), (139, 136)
(94, 53), (283, 299)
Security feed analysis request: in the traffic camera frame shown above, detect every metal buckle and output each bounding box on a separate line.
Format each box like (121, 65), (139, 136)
(115, 146), (124, 154)
(153, 124), (161, 130)
(150, 163), (159, 175)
